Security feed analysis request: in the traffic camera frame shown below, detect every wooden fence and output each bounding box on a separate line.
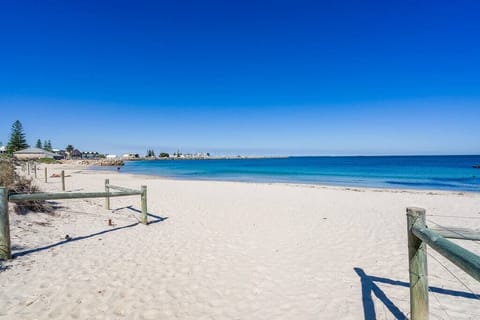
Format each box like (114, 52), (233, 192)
(0, 178), (148, 260)
(24, 165), (63, 189)
(406, 207), (480, 319)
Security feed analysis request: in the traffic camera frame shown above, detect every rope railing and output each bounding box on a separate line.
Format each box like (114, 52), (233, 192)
(0, 179), (148, 260)
(8, 190), (142, 201)
(406, 207), (480, 320)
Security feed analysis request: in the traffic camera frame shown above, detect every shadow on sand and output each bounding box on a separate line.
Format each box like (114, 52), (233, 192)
(13, 206), (168, 258)
(0, 262), (10, 272)
(354, 267), (479, 320)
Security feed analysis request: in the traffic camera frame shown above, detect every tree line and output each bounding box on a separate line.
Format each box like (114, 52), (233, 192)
(35, 139), (53, 151)
(145, 149), (170, 158)
(2, 120), (72, 155)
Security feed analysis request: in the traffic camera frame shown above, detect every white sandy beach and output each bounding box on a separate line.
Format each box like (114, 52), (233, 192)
(1, 163), (479, 320)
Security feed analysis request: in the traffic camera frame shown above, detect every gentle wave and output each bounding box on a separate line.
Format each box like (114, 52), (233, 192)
(93, 155), (480, 192)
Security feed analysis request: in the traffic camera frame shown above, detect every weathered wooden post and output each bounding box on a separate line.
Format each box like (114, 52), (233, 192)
(61, 170), (65, 191)
(141, 185), (148, 224)
(105, 179), (110, 210)
(34, 163), (37, 178)
(44, 167), (48, 183)
(0, 187), (11, 260)
(27, 162), (30, 175)
(407, 207), (429, 320)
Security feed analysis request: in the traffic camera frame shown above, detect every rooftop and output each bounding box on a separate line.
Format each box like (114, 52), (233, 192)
(14, 147), (58, 157)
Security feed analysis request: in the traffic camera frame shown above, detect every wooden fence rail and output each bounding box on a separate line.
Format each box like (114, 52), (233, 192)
(406, 207), (480, 320)
(429, 226), (480, 241)
(0, 181), (148, 260)
(8, 190), (143, 201)
(106, 184), (140, 193)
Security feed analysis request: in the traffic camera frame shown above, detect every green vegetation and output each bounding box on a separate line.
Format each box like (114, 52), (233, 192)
(0, 156), (16, 187)
(146, 149), (156, 157)
(36, 138), (54, 151)
(159, 152), (170, 158)
(0, 157), (51, 213)
(38, 158), (58, 164)
(6, 120), (29, 154)
(43, 140), (52, 151)
(65, 144), (74, 159)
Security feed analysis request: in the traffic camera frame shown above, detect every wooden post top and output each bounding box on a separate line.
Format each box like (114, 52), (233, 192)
(407, 207), (426, 216)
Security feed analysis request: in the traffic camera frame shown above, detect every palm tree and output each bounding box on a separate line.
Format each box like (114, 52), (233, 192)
(66, 145), (74, 159)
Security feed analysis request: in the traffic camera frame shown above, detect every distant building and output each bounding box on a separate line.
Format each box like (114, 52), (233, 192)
(13, 147), (62, 160)
(52, 148), (65, 158)
(122, 153), (140, 159)
(180, 152), (211, 159)
(71, 149), (83, 159)
(0, 146), (5, 154)
(82, 151), (100, 159)
(106, 154), (117, 159)
(56, 150), (67, 158)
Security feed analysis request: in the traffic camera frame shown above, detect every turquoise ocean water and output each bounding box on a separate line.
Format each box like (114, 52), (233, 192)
(96, 156), (480, 192)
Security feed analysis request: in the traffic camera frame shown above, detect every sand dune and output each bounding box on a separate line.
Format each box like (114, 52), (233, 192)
(1, 164), (479, 319)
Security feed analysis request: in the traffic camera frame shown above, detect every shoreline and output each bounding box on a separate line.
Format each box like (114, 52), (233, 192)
(91, 155), (480, 193)
(127, 154), (480, 159)
(56, 155), (480, 194)
(88, 165), (478, 196)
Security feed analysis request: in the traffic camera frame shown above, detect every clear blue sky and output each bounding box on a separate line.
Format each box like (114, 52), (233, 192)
(1, 0), (479, 155)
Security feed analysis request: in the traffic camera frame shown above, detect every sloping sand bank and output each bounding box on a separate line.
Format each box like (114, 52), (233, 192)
(1, 164), (479, 319)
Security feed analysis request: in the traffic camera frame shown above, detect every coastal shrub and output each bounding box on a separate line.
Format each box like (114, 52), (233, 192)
(0, 157), (16, 187)
(11, 177), (52, 214)
(0, 157), (52, 214)
(38, 158), (57, 164)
